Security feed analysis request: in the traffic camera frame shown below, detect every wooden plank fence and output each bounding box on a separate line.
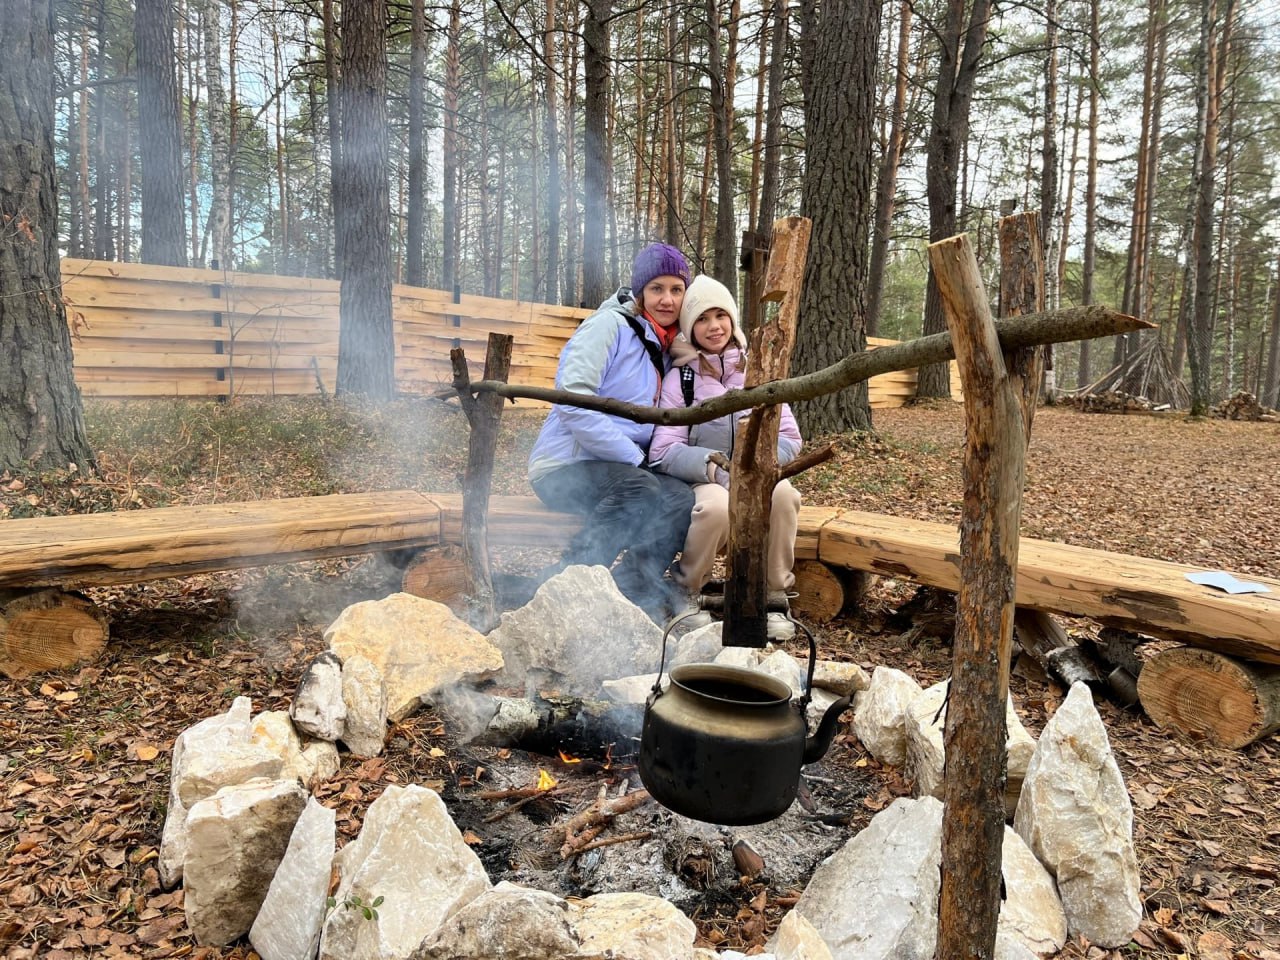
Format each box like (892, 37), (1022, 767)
(61, 258), (959, 406)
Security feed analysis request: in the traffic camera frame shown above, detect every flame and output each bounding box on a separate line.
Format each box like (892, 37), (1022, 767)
(558, 750), (582, 764)
(537, 769), (557, 791)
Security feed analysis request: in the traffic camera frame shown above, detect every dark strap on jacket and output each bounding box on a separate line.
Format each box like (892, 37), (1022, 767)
(680, 366), (696, 407)
(622, 314), (666, 380)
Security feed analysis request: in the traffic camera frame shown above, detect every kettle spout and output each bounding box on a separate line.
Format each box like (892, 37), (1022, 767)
(802, 695), (853, 765)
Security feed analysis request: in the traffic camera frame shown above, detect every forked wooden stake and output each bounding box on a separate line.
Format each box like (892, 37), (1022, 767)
(929, 231), (1027, 960)
(451, 332), (514, 631)
(723, 216), (811, 647)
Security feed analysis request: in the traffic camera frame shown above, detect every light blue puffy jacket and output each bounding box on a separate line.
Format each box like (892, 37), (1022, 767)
(528, 289), (667, 483)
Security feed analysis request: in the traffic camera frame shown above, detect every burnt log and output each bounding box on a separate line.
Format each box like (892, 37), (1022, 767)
(473, 694), (644, 762)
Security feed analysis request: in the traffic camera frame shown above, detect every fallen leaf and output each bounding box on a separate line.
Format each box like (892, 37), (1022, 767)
(429, 747), (446, 758)
(462, 830), (483, 845)
(132, 744), (160, 762)
(1199, 898), (1231, 915)
(1195, 930), (1233, 960)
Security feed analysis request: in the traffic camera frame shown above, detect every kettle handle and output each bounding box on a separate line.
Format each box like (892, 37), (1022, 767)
(650, 607), (819, 708)
(651, 608), (705, 698)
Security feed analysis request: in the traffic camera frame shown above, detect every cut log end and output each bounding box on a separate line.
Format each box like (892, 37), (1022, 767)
(1137, 646), (1280, 748)
(0, 589), (109, 679)
(401, 545), (470, 614)
(790, 560), (867, 623)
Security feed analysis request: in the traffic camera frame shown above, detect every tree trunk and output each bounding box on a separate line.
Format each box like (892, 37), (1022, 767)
(202, 0), (231, 268)
(1078, 0), (1101, 388)
(442, 0), (460, 295)
(705, 0), (737, 284)
(0, 0), (96, 474)
(918, 0), (993, 399)
(405, 0), (427, 287)
(92, 0), (114, 261)
(335, 0), (394, 400)
(134, 0), (187, 266)
(1188, 0), (1234, 415)
(542, 0), (561, 303)
(1263, 258), (1280, 408)
(793, 0), (878, 435)
(582, 0), (611, 307)
(1038, 0), (1059, 398)
(323, 0), (342, 276)
(866, 0), (912, 338)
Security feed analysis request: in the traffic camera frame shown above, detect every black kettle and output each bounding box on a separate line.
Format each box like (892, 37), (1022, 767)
(637, 613), (852, 825)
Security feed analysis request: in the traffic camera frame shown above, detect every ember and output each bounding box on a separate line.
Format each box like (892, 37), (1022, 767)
(558, 749), (582, 764)
(536, 768), (558, 790)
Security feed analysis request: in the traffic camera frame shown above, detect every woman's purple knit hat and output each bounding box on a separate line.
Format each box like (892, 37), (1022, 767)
(630, 242), (691, 293)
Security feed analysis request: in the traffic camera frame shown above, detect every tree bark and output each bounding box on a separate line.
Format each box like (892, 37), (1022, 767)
(1138, 647), (1280, 749)
(1078, 0), (1101, 389)
(918, 0), (993, 399)
(405, 0), (427, 287)
(866, 0), (913, 338)
(203, 0), (231, 268)
(335, 0), (394, 399)
(442, 0), (460, 295)
(134, 0), (187, 266)
(0, 0), (95, 474)
(542, 0), (561, 303)
(929, 232), (1027, 960)
(793, 0), (878, 436)
(1263, 257), (1280, 408)
(704, 0), (737, 284)
(582, 0), (611, 307)
(323, 0), (342, 275)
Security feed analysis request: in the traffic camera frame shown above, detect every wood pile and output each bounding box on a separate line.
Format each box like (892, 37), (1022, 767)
(1073, 391), (1164, 415)
(1211, 391), (1278, 421)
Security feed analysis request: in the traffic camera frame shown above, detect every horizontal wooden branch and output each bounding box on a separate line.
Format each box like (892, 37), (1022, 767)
(470, 305), (1151, 427)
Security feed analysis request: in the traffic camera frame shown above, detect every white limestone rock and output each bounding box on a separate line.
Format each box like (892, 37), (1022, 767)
(158, 696), (254, 888)
(757, 649), (808, 698)
(904, 679), (1037, 816)
(569, 891), (699, 960)
(713, 645), (766, 671)
(488, 566), (662, 696)
(319, 784), (491, 960)
(326, 593), (503, 722)
(999, 826), (1067, 954)
(852, 667), (924, 767)
(340, 654), (388, 758)
(410, 881), (578, 960)
(250, 710), (339, 788)
(1014, 682), (1141, 948)
(811, 661), (870, 698)
(669, 621), (726, 668)
(773, 910), (835, 960)
(249, 797), (337, 960)
(791, 796), (943, 960)
(290, 651), (347, 742)
(602, 673), (665, 706)
(183, 777), (309, 946)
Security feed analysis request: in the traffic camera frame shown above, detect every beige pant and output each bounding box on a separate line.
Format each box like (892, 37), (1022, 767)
(672, 480), (801, 594)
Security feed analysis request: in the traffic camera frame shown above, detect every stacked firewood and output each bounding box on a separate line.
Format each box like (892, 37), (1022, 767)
(1075, 391), (1163, 415)
(1211, 391), (1277, 421)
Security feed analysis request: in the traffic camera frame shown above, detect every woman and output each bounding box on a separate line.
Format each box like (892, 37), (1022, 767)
(648, 274), (803, 640)
(527, 243), (697, 621)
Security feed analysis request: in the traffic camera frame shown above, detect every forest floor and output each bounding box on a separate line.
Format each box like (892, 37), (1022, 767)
(1, 398), (1277, 960)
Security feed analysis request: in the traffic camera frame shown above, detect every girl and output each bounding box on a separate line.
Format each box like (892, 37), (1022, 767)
(648, 274), (803, 639)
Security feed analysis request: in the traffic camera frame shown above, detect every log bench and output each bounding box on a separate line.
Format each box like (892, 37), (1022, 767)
(2, 491), (1277, 744)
